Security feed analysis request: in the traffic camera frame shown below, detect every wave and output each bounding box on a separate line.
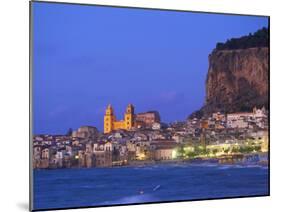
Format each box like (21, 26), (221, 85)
(129, 162), (268, 171)
(133, 166), (159, 170)
(217, 164), (268, 170)
(100, 193), (157, 205)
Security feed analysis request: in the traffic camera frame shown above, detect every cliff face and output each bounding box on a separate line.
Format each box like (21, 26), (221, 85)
(201, 47), (269, 115)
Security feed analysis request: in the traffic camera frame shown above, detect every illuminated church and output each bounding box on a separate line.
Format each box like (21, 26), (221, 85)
(104, 104), (134, 133)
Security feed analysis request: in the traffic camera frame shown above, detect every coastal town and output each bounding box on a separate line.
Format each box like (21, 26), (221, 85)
(32, 104), (269, 169)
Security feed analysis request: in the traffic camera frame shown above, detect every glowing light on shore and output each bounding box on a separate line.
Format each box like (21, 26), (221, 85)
(172, 149), (177, 159)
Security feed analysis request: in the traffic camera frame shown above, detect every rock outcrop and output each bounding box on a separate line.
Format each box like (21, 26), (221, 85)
(203, 47), (268, 114)
(191, 28), (269, 118)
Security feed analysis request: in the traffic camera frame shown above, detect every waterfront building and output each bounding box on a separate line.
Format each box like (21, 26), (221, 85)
(93, 142), (113, 167)
(33, 145), (41, 168)
(85, 153), (93, 168)
(154, 147), (174, 160)
(135, 141), (150, 160)
(39, 147), (51, 168)
(78, 150), (86, 168)
(33, 145), (41, 160)
(85, 143), (93, 154)
(150, 140), (177, 160)
(54, 151), (63, 168)
(41, 147), (50, 159)
(104, 104), (134, 133)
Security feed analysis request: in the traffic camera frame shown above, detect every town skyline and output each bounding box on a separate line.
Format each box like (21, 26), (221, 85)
(33, 2), (268, 134)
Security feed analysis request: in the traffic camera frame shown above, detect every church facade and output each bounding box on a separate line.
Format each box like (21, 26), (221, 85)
(103, 104), (134, 133)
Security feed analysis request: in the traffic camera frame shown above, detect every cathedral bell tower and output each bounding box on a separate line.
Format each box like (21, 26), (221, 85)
(124, 104), (134, 130)
(104, 104), (115, 133)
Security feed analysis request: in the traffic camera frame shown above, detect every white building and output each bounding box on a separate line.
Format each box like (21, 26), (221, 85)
(227, 107), (267, 129)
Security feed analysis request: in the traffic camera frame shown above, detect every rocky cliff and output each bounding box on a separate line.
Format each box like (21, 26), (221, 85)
(202, 47), (269, 114)
(191, 28), (269, 118)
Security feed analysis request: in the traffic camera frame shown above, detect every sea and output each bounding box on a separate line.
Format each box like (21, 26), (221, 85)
(33, 162), (269, 210)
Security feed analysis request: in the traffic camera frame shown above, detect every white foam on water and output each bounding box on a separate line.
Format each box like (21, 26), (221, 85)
(217, 165), (233, 170)
(217, 164), (268, 170)
(189, 163), (219, 168)
(100, 194), (156, 205)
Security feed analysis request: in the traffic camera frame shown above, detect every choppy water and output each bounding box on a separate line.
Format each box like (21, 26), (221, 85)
(33, 163), (268, 210)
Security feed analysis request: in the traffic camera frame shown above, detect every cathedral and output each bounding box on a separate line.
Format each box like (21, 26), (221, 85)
(103, 104), (134, 133)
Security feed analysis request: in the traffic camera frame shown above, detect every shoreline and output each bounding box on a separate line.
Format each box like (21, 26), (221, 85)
(33, 152), (268, 170)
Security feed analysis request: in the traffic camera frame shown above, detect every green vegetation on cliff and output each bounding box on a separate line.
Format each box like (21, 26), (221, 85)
(215, 27), (269, 50)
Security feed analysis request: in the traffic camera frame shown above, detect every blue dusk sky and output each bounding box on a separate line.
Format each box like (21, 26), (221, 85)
(32, 2), (268, 134)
